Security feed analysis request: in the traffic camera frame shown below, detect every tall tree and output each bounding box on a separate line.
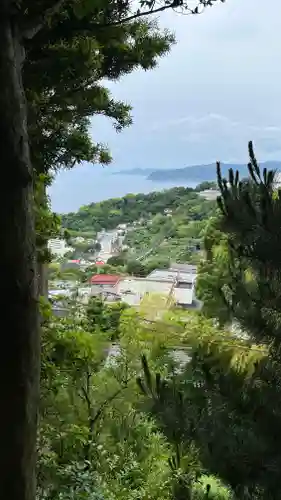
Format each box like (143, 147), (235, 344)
(26, 5), (174, 294)
(139, 144), (281, 498)
(196, 215), (234, 325)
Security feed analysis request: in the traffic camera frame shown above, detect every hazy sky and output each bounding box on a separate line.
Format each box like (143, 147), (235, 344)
(50, 0), (281, 211)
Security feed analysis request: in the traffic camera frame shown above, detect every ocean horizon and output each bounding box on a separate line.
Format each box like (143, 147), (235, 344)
(49, 166), (198, 213)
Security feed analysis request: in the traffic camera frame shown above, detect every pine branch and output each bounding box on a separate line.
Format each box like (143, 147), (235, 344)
(89, 0), (222, 29)
(22, 0), (69, 40)
(102, 0), (191, 27)
(248, 140), (260, 178)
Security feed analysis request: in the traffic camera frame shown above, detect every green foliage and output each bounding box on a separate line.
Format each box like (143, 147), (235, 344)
(196, 215), (233, 324)
(25, 0), (178, 273)
(194, 181), (218, 192)
(83, 263), (126, 280)
(87, 296), (129, 340)
(145, 257), (170, 273)
(137, 143), (281, 499)
(107, 255), (127, 267)
(61, 187), (199, 232)
(3, 0), (226, 496)
(25, 1), (176, 178)
(192, 475), (233, 499)
(126, 260), (148, 277)
(39, 309), (176, 500)
(35, 174), (62, 263)
(122, 192), (216, 264)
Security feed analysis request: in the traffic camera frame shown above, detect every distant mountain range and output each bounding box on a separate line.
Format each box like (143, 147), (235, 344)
(114, 161), (281, 182)
(112, 168), (155, 176)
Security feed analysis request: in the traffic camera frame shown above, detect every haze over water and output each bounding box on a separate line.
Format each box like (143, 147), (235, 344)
(49, 165), (197, 213)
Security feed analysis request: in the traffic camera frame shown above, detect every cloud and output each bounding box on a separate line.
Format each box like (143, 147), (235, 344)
(150, 113), (240, 133)
(148, 112), (281, 162)
(51, 0), (281, 211)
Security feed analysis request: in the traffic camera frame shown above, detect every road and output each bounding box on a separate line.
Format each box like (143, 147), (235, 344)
(97, 230), (118, 262)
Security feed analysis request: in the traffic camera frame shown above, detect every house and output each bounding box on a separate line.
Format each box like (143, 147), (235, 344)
(170, 263), (197, 274)
(116, 277), (172, 306)
(90, 274), (121, 296)
(88, 267), (199, 309)
(48, 238), (72, 257)
(48, 289), (73, 300)
(147, 268), (198, 308)
(116, 267), (197, 308)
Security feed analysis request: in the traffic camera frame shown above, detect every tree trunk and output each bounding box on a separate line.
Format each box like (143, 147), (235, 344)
(0, 14), (40, 500)
(38, 261), (48, 298)
(37, 184), (49, 299)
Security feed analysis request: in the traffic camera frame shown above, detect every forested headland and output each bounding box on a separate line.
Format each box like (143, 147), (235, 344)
(61, 185), (216, 233)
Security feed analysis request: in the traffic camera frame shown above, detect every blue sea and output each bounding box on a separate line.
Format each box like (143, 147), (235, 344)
(49, 164), (198, 213)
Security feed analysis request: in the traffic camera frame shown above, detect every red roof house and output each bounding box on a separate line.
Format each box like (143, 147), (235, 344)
(89, 274), (120, 286)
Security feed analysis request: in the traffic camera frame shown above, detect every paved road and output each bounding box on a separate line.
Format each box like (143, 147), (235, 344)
(97, 230), (118, 262)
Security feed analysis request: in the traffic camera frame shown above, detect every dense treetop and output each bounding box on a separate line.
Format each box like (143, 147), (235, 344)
(61, 186), (216, 232)
(123, 195), (217, 263)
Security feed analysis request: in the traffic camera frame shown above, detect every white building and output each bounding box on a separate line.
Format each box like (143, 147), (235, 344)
(48, 238), (72, 257)
(88, 266), (199, 309)
(170, 263), (197, 274)
(115, 268), (198, 308)
(147, 269), (197, 308)
(117, 277), (172, 306)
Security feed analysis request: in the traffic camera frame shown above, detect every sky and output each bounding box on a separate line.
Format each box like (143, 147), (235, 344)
(50, 0), (281, 211)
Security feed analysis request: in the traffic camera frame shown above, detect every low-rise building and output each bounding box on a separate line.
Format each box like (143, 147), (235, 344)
(146, 268), (197, 308)
(90, 274), (121, 296)
(49, 289), (73, 299)
(116, 268), (197, 308)
(48, 238), (72, 257)
(89, 267), (199, 309)
(116, 277), (172, 306)
(170, 263), (197, 274)
(148, 268), (196, 284)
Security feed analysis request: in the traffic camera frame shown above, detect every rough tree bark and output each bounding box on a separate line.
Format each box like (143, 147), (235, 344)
(36, 184), (49, 299)
(38, 262), (48, 298)
(0, 10), (40, 500)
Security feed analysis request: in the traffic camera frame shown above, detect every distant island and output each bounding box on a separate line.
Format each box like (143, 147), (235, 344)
(113, 161), (281, 182)
(111, 168), (155, 176)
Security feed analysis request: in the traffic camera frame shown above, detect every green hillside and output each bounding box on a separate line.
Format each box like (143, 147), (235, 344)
(124, 195), (217, 264)
(61, 185), (216, 233)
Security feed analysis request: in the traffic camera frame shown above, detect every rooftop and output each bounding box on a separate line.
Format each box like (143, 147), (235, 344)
(170, 263), (197, 274)
(147, 269), (197, 284)
(116, 275), (195, 307)
(116, 277), (172, 306)
(90, 274), (121, 285)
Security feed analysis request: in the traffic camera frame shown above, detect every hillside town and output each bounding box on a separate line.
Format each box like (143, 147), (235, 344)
(48, 223), (201, 317)
(47, 185), (219, 317)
